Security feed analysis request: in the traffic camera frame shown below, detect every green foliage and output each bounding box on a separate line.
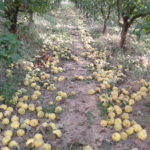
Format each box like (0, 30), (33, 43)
(97, 101), (108, 119)
(0, 1), (3, 9)
(0, 68), (25, 106)
(85, 111), (94, 126)
(0, 33), (22, 64)
(26, 0), (61, 14)
(0, 79), (17, 106)
(43, 103), (56, 113)
(134, 16), (150, 38)
(71, 0), (115, 20)
(72, 0), (150, 47)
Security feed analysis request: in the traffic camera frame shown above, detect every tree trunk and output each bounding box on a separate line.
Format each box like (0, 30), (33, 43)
(102, 20), (107, 34)
(4, 0), (20, 34)
(9, 9), (19, 33)
(120, 21), (130, 48)
(28, 10), (34, 26)
(101, 6), (111, 34)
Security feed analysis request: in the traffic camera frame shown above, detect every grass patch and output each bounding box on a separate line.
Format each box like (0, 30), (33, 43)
(97, 102), (108, 119)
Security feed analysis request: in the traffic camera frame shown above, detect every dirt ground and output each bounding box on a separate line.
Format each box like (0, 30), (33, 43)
(0, 4), (150, 150)
(50, 7), (150, 150)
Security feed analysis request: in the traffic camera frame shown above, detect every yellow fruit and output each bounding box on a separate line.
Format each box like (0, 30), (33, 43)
(128, 99), (135, 105)
(114, 105), (122, 115)
(122, 120), (131, 128)
(60, 92), (68, 98)
(83, 145), (93, 150)
(114, 124), (122, 131)
(112, 132), (121, 142)
(115, 118), (122, 124)
(88, 90), (95, 95)
(126, 127), (134, 135)
(0, 95), (4, 101)
(28, 104), (35, 111)
(53, 129), (62, 137)
(140, 92), (147, 97)
(107, 106), (114, 113)
(21, 104), (28, 110)
(26, 138), (34, 146)
(134, 95), (142, 101)
(120, 132), (128, 140)
(16, 102), (23, 108)
(18, 108), (25, 115)
(42, 143), (52, 150)
(49, 123), (57, 130)
(24, 81), (30, 86)
(76, 75), (84, 80)
(2, 118), (9, 125)
(49, 113), (56, 120)
(11, 121), (20, 129)
(11, 115), (19, 122)
(121, 113), (129, 120)
(34, 139), (44, 148)
(124, 105), (132, 113)
(17, 129), (25, 136)
(2, 137), (11, 145)
(1, 147), (10, 150)
(22, 95), (29, 101)
(95, 87), (101, 93)
(0, 104), (7, 110)
(0, 112), (4, 119)
(130, 148), (138, 150)
(137, 129), (147, 141)
(108, 112), (115, 118)
(100, 120), (107, 127)
(34, 133), (43, 140)
(131, 93), (136, 99)
(34, 91), (41, 96)
(58, 76), (65, 82)
(35, 85), (40, 90)
(37, 111), (45, 118)
(36, 106), (42, 112)
(30, 119), (38, 127)
(42, 122), (48, 127)
(9, 141), (18, 148)
(31, 82), (36, 88)
(55, 106), (62, 113)
(55, 96), (62, 102)
(4, 130), (13, 137)
(107, 118), (115, 125)
(133, 124), (142, 133)
(140, 87), (148, 92)
(31, 94), (38, 101)
(140, 79), (146, 84)
(71, 91), (76, 96)
(20, 123), (27, 128)
(7, 107), (13, 112)
(131, 120), (137, 125)
(24, 119), (30, 125)
(122, 88), (129, 95)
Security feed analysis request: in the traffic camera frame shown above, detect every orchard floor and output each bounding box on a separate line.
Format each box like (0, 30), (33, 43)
(50, 6), (150, 150)
(0, 4), (150, 150)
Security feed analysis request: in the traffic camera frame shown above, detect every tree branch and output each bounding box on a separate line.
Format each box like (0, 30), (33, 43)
(129, 12), (150, 25)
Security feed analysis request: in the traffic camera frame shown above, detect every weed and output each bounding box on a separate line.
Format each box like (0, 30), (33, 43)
(42, 103), (56, 113)
(0, 66), (25, 106)
(97, 101), (108, 119)
(85, 111), (94, 127)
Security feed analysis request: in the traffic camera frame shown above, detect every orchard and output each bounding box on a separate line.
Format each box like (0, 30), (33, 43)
(0, 0), (150, 150)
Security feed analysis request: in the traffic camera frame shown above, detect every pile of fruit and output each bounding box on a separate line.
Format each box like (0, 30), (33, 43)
(0, 14), (78, 150)
(77, 17), (149, 143)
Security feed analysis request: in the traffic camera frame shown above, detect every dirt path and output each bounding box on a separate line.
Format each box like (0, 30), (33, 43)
(53, 13), (104, 150)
